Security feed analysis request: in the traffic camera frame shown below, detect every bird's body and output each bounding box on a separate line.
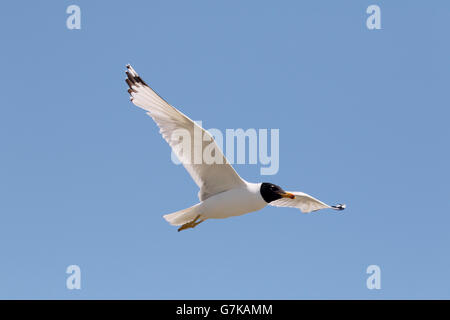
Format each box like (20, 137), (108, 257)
(196, 182), (266, 220)
(125, 65), (345, 231)
(201, 182), (266, 219)
(164, 183), (266, 228)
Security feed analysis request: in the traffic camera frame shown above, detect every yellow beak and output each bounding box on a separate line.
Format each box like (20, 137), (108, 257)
(280, 192), (296, 199)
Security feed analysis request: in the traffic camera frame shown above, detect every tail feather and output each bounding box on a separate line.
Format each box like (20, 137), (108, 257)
(163, 204), (201, 226)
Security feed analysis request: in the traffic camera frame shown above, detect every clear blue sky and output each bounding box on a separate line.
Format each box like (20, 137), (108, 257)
(1, 0), (449, 299)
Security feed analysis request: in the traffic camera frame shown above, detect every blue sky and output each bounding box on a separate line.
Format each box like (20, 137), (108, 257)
(0, 1), (449, 299)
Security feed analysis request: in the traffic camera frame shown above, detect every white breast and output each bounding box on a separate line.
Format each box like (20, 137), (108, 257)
(198, 182), (267, 219)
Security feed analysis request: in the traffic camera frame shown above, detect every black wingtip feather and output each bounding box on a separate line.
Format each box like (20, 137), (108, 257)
(331, 204), (346, 211)
(125, 78), (134, 90)
(126, 72), (137, 84)
(135, 76), (148, 87)
(124, 65), (170, 105)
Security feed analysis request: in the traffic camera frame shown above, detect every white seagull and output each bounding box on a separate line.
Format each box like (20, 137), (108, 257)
(125, 65), (345, 231)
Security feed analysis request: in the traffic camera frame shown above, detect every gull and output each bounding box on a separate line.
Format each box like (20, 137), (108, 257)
(125, 65), (345, 231)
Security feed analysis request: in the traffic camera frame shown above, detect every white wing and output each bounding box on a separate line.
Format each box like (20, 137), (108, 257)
(269, 191), (346, 213)
(125, 65), (246, 201)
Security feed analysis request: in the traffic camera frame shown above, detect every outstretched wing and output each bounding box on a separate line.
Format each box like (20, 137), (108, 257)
(269, 191), (346, 213)
(125, 65), (246, 201)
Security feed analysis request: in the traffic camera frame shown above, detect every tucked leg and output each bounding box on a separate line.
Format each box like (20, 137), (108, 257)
(177, 215), (205, 232)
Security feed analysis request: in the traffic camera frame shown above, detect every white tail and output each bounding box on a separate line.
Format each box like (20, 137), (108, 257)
(163, 204), (201, 226)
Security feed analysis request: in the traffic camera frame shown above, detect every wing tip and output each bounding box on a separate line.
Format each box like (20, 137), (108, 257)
(331, 204), (346, 211)
(124, 65), (172, 107)
(125, 64), (148, 99)
(126, 64), (137, 75)
(125, 64), (149, 89)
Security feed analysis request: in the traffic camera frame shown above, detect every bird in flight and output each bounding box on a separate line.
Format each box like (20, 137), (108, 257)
(125, 65), (345, 231)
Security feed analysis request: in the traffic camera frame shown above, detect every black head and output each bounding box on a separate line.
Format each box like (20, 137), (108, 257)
(260, 182), (295, 203)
